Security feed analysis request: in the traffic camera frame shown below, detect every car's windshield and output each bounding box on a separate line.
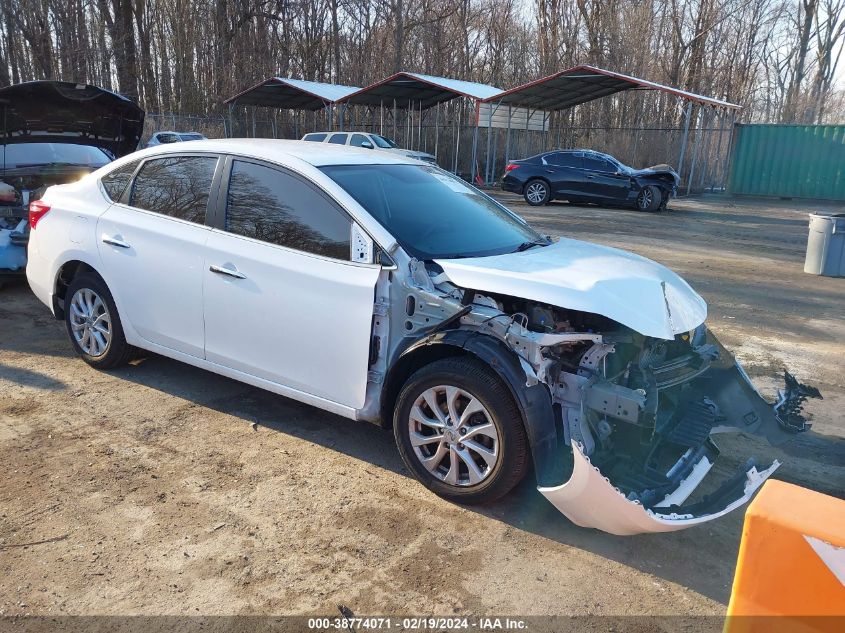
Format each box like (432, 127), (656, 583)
(321, 164), (545, 259)
(2, 143), (112, 169)
(370, 135), (397, 149)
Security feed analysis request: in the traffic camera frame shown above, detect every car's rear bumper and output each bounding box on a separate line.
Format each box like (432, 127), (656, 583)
(501, 177), (523, 194)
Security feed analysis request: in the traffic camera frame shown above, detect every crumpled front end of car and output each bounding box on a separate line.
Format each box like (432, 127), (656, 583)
(422, 264), (821, 535)
(516, 318), (821, 535)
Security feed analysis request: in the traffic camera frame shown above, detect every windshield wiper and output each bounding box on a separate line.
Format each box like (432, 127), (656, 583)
(514, 239), (550, 253)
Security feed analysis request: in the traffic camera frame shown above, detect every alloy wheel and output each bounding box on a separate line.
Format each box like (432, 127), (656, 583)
(408, 385), (500, 487)
(69, 288), (112, 357)
(638, 188), (653, 209)
(526, 182), (547, 204)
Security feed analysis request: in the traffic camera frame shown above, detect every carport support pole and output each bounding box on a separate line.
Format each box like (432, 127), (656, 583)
(485, 102), (494, 184)
(393, 99), (397, 140)
(686, 108), (703, 196)
(698, 108), (714, 191)
(418, 101), (423, 151)
(721, 111), (737, 190)
(505, 105), (512, 165)
(711, 109), (727, 189)
(471, 103), (479, 183)
(677, 101), (692, 183)
(434, 102), (440, 159)
(454, 100), (462, 174)
(380, 100), (384, 135)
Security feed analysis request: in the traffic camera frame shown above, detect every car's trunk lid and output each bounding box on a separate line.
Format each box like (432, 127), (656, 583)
(0, 81), (145, 158)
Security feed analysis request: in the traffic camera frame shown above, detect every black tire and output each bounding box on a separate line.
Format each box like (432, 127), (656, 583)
(523, 179), (550, 206)
(64, 272), (134, 369)
(636, 185), (663, 212)
(394, 356), (529, 505)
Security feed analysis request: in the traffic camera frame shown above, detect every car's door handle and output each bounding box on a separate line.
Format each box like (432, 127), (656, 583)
(209, 264), (246, 279)
(586, 174), (596, 179)
(102, 234), (130, 249)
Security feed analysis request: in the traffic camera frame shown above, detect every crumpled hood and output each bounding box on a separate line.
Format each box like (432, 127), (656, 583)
(435, 238), (707, 339)
(632, 165), (680, 183)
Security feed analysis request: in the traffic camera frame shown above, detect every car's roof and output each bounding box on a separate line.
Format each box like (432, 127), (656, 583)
(134, 138), (420, 167)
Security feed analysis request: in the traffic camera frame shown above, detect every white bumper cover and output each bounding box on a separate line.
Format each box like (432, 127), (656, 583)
(538, 443), (780, 536)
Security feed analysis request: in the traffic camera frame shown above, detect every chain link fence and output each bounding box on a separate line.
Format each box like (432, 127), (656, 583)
(143, 109), (733, 194)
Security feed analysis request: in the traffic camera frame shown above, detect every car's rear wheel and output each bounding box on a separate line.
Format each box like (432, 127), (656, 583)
(64, 272), (134, 369)
(524, 179), (550, 206)
(394, 357), (529, 504)
(636, 185), (662, 212)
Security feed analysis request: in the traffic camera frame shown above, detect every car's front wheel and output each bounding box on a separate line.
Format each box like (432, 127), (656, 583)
(523, 179), (550, 206)
(394, 357), (529, 504)
(64, 272), (134, 369)
(636, 185), (663, 212)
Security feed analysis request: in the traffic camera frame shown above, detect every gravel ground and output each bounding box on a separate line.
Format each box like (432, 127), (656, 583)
(1, 194), (843, 620)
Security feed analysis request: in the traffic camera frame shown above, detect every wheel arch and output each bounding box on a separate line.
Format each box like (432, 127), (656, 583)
(381, 329), (564, 486)
(53, 259), (104, 319)
(524, 176), (552, 196)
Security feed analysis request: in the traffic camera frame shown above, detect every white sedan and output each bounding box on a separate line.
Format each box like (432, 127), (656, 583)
(25, 139), (819, 535)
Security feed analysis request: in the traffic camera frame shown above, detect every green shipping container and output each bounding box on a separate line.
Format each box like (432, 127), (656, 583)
(728, 124), (845, 201)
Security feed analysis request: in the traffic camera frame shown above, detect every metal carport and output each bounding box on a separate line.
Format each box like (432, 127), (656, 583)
(336, 72), (502, 175)
(478, 65), (742, 191)
(224, 77), (360, 138)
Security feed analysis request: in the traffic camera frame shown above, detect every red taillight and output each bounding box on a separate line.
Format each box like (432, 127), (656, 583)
(505, 163), (520, 172)
(28, 200), (51, 229)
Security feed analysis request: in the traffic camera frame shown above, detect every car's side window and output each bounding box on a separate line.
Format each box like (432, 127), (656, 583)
(101, 160), (140, 202)
(350, 134), (370, 147)
(584, 156), (612, 172)
(303, 133), (327, 142)
(328, 133), (348, 145)
(546, 152), (580, 168)
(225, 160), (351, 260)
(129, 155), (217, 224)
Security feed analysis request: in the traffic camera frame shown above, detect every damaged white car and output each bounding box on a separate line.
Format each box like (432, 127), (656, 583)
(26, 140), (821, 535)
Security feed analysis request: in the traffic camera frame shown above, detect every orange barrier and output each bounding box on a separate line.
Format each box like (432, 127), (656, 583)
(725, 479), (845, 633)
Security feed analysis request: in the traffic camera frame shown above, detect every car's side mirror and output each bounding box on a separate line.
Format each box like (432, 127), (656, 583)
(360, 141), (374, 149)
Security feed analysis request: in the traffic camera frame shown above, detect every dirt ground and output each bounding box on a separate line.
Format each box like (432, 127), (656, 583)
(1, 194), (843, 620)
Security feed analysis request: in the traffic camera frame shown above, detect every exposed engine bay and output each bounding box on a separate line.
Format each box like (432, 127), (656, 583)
(385, 258), (822, 535)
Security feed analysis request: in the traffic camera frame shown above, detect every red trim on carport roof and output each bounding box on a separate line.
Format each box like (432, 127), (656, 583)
(337, 71), (480, 104)
(224, 77), (333, 105)
(482, 64), (742, 110)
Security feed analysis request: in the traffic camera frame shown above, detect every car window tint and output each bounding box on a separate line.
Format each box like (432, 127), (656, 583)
(157, 133), (180, 144)
(101, 160), (139, 202)
(129, 156), (217, 223)
(303, 133), (327, 142)
(328, 133), (348, 145)
(225, 160), (351, 260)
(350, 134), (370, 147)
(584, 156), (612, 172)
(546, 152), (580, 168)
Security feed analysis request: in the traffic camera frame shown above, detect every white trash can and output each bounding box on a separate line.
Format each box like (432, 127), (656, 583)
(804, 213), (845, 277)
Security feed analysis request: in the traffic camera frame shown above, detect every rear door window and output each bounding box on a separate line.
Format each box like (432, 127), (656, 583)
(546, 152), (581, 168)
(224, 160), (351, 260)
(129, 155), (218, 224)
(101, 160), (140, 202)
(328, 133), (348, 145)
